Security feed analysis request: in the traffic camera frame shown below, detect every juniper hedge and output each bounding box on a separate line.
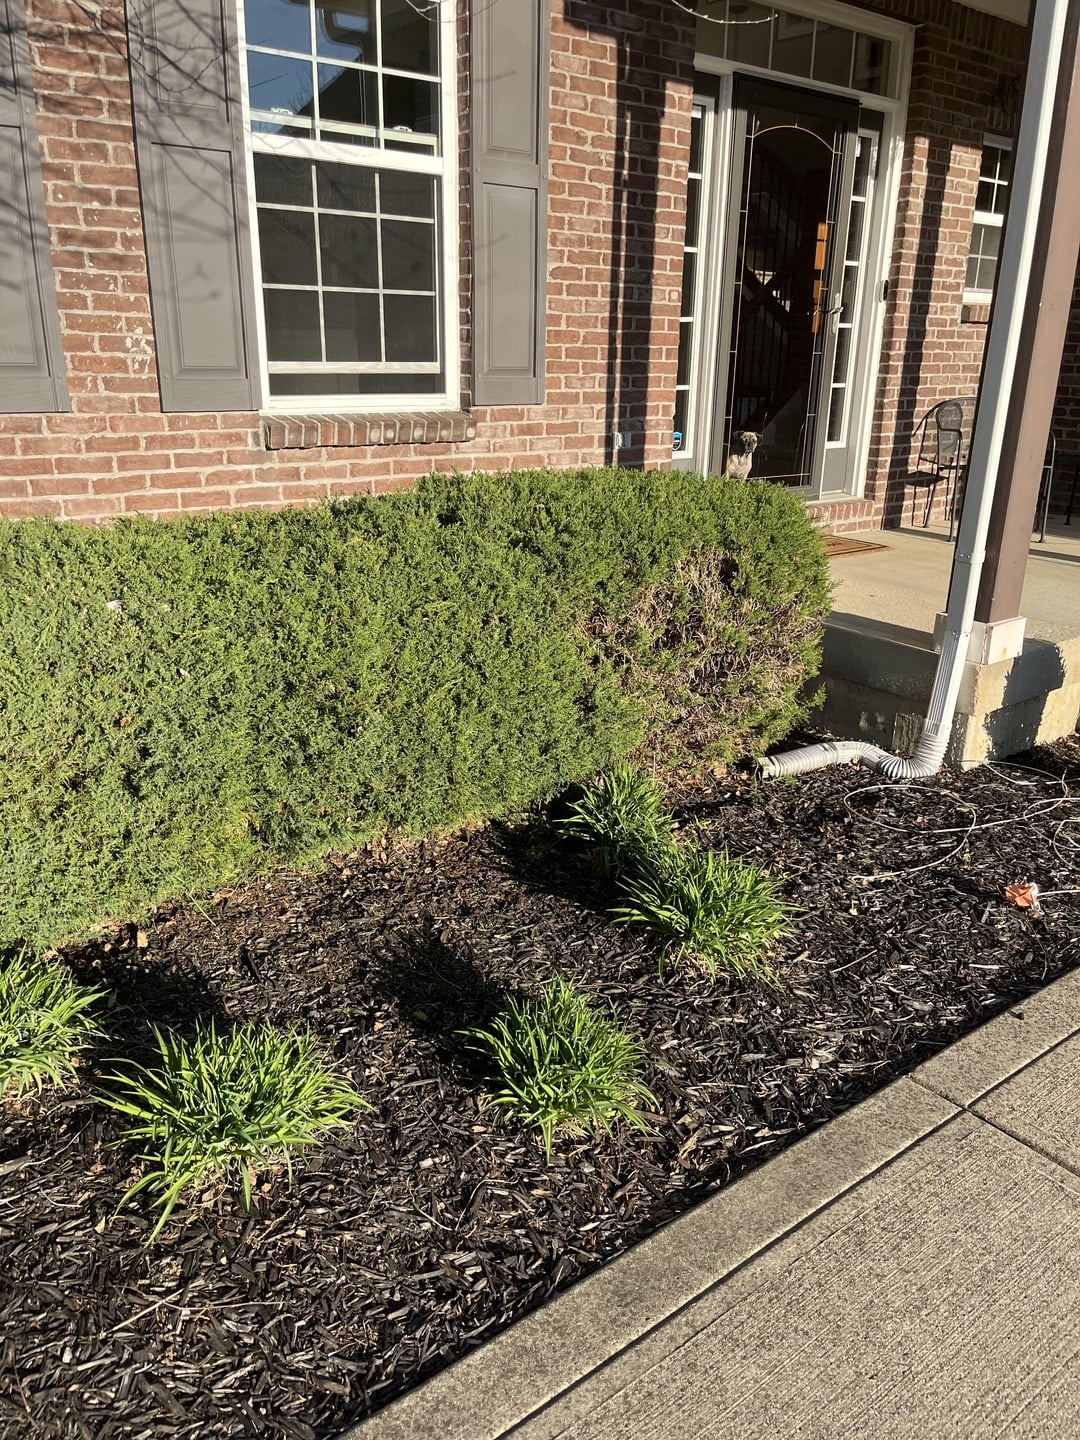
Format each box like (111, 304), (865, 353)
(0, 467), (829, 948)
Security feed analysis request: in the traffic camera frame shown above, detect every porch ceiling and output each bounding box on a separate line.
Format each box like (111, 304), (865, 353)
(952, 0), (1029, 24)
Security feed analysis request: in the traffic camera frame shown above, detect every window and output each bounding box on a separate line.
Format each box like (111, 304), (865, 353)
(239, 0), (456, 407)
(965, 137), (1012, 303)
(694, 3), (899, 99)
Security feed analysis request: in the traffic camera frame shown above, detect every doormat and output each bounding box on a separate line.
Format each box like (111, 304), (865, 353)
(820, 532), (892, 558)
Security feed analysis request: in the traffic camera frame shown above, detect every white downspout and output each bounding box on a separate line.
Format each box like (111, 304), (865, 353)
(761, 0), (1071, 783)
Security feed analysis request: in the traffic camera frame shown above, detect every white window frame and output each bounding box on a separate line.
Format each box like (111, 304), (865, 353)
(237, 0), (460, 413)
(963, 133), (1012, 306)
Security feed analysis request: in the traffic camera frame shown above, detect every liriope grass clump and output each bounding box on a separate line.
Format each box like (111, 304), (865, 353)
(0, 948), (102, 1102)
(558, 762), (674, 877)
(611, 845), (791, 984)
(464, 976), (656, 1157)
(562, 767), (792, 984)
(100, 1021), (366, 1240)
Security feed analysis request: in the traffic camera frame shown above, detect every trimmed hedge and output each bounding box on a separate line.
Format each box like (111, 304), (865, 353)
(0, 468), (829, 948)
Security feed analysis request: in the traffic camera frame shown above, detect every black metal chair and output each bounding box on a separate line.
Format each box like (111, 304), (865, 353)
(948, 430), (1060, 543)
(901, 397), (977, 529)
(1034, 431), (1059, 543)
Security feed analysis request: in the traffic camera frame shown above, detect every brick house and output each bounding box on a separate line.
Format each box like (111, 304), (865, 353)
(0, 0), (1075, 531)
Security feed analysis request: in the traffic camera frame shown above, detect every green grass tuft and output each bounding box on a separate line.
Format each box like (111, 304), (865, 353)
(0, 948), (102, 1102)
(464, 976), (656, 1158)
(611, 845), (791, 984)
(99, 1021), (366, 1240)
(558, 763), (674, 876)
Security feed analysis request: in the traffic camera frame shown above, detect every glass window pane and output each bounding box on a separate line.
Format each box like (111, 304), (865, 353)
(673, 389), (688, 451)
(317, 63), (378, 130)
(688, 108), (704, 174)
(318, 213), (379, 287)
(379, 170), (435, 219)
(771, 14), (813, 78)
(965, 254), (982, 292)
(381, 219), (435, 291)
(323, 291), (381, 360)
(852, 139), (873, 198)
(979, 226), (1001, 263)
(270, 371), (443, 396)
(384, 293), (436, 361)
(852, 34), (889, 94)
(681, 250), (696, 315)
(254, 153), (313, 206)
(315, 0), (375, 65)
(264, 290), (321, 361)
(247, 51), (315, 126)
(383, 74), (439, 136)
(725, 3), (772, 67)
(813, 24), (853, 88)
(693, 2), (727, 63)
(251, 120), (311, 139)
(827, 385), (844, 442)
(845, 204), (866, 263)
(677, 319), (691, 379)
(258, 208), (318, 285)
(685, 177), (700, 244)
(832, 323), (851, 379)
(381, 0), (438, 75)
(316, 161), (377, 213)
(245, 0), (312, 54)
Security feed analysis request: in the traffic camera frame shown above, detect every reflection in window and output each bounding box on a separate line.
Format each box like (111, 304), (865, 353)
(245, 0), (440, 150)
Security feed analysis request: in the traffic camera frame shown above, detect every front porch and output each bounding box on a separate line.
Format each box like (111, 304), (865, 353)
(817, 520), (1080, 764)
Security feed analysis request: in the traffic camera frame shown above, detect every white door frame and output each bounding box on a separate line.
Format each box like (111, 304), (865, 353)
(681, 0), (913, 499)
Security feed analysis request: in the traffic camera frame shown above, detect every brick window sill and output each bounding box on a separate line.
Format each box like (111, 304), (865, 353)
(961, 303), (992, 325)
(262, 411), (476, 451)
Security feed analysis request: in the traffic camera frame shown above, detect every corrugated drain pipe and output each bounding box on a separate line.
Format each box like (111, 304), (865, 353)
(761, 0), (1069, 784)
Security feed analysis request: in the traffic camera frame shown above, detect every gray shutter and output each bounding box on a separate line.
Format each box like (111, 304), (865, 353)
(126, 0), (260, 412)
(471, 0), (549, 405)
(0, 0), (68, 413)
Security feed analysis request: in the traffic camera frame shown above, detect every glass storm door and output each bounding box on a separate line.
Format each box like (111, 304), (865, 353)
(714, 79), (861, 488)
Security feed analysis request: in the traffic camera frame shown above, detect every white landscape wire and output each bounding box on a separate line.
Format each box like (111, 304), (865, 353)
(836, 761), (1080, 894)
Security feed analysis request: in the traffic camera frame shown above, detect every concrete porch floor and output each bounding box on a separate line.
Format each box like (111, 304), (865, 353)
(817, 520), (1080, 764)
(829, 519), (1080, 644)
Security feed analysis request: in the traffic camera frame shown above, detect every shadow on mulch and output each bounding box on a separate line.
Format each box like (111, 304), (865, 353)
(371, 915), (510, 1076)
(62, 929), (226, 1065)
(489, 810), (614, 918)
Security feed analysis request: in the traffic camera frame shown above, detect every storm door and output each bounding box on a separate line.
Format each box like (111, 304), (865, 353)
(715, 78), (860, 487)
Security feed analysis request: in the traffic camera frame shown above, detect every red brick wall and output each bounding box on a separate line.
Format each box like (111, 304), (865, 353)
(6, 0), (1075, 534)
(2, 0), (696, 522)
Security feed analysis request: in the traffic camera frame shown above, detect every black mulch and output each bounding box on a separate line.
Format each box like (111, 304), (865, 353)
(3, 737), (1080, 1439)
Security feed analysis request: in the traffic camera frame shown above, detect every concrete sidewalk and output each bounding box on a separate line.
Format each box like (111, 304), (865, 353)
(349, 969), (1080, 1440)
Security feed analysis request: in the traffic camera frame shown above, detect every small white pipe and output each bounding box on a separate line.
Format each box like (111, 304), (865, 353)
(762, 0), (1069, 783)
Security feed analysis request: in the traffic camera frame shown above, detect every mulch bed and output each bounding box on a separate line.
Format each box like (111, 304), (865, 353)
(3, 737), (1080, 1440)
